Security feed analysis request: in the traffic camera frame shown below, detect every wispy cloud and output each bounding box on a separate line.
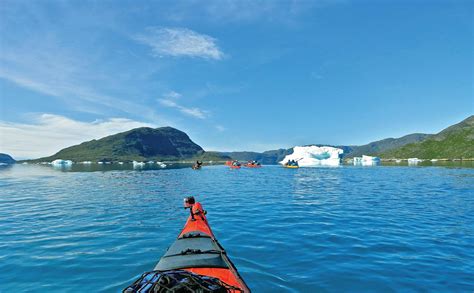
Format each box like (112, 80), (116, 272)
(158, 92), (209, 119)
(135, 27), (224, 60)
(0, 114), (154, 159)
(0, 38), (166, 122)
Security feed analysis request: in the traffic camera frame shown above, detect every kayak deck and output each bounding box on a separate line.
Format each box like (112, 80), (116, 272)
(154, 203), (250, 292)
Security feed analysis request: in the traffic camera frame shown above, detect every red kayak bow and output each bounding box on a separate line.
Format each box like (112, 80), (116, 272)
(150, 197), (250, 292)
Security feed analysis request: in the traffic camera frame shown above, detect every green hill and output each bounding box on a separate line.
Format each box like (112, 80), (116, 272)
(31, 127), (225, 162)
(381, 116), (474, 159)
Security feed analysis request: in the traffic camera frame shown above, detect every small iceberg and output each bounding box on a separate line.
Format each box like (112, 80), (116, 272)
(395, 159), (402, 163)
(80, 161), (92, 164)
(408, 158), (422, 165)
(118, 162), (124, 165)
(156, 161), (167, 168)
(353, 155), (380, 166)
(51, 159), (73, 166)
(133, 161), (146, 168)
(280, 146), (343, 167)
(430, 159), (438, 162)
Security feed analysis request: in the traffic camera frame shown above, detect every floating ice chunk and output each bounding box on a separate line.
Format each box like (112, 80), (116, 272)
(280, 146), (343, 167)
(359, 155), (380, 166)
(395, 159), (402, 163)
(408, 158), (422, 165)
(156, 161), (167, 168)
(51, 159), (73, 166)
(353, 156), (380, 166)
(133, 161), (146, 168)
(147, 161), (155, 164)
(81, 161), (92, 164)
(430, 159), (438, 162)
(118, 162), (124, 165)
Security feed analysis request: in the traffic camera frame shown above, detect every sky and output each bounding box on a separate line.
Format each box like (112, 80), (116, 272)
(0, 0), (473, 159)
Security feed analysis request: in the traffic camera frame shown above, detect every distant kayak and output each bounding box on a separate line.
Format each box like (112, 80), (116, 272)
(124, 197), (250, 292)
(284, 165), (299, 169)
(192, 161), (203, 170)
(227, 160), (241, 169)
(245, 163), (261, 168)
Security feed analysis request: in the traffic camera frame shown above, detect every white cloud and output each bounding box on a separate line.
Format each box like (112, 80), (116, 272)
(0, 114), (154, 159)
(158, 91), (209, 119)
(135, 27), (224, 60)
(164, 91), (182, 99)
(158, 98), (208, 119)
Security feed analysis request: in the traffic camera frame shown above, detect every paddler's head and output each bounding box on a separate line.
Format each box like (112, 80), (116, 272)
(183, 196), (195, 209)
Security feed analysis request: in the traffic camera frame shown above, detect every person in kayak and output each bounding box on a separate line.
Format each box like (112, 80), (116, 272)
(192, 160), (203, 169)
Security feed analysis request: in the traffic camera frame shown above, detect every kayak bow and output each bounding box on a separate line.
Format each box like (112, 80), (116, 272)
(124, 197), (250, 292)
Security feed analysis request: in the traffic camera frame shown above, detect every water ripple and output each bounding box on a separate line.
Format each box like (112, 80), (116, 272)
(0, 165), (473, 292)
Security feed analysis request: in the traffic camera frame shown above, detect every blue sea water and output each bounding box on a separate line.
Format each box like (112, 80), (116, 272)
(0, 164), (473, 292)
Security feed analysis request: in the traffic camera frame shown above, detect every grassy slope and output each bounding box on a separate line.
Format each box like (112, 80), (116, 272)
(381, 116), (474, 159)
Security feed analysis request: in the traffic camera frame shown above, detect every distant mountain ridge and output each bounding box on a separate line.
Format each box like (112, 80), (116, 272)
(31, 127), (225, 162)
(222, 116), (473, 163)
(381, 115), (474, 159)
(23, 115), (473, 163)
(222, 133), (432, 163)
(344, 133), (432, 158)
(0, 153), (16, 164)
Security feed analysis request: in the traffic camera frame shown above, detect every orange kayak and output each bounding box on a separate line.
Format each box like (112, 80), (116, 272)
(244, 164), (261, 168)
(124, 199), (250, 292)
(230, 165), (241, 169)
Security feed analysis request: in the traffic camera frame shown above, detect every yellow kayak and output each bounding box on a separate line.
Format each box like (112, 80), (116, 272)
(284, 165), (299, 169)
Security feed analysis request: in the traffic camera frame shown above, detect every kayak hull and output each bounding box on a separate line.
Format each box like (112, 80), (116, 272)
(284, 165), (299, 169)
(154, 202), (250, 292)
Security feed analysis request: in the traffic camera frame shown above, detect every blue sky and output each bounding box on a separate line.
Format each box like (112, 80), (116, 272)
(0, 0), (473, 159)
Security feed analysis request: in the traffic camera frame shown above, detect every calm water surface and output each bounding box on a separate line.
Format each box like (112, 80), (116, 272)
(1, 164), (473, 292)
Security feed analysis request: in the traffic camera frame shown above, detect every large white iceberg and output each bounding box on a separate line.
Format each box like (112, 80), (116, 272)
(354, 155), (380, 166)
(280, 146), (343, 167)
